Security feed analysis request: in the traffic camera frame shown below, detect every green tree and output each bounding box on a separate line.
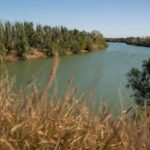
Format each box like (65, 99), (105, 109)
(33, 25), (44, 49)
(0, 22), (6, 56)
(0, 20), (107, 59)
(15, 23), (30, 57)
(0, 38), (5, 55)
(127, 58), (150, 106)
(24, 22), (35, 47)
(4, 21), (15, 54)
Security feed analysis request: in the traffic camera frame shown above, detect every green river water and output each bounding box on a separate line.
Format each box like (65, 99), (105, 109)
(1, 42), (150, 108)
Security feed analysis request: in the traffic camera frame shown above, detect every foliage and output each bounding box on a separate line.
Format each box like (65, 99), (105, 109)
(15, 22), (30, 57)
(127, 58), (150, 106)
(0, 21), (107, 59)
(107, 37), (150, 47)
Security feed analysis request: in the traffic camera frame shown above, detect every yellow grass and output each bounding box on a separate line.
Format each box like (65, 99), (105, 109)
(0, 54), (150, 150)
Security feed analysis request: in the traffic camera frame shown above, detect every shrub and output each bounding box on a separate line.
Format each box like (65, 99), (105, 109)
(127, 58), (150, 106)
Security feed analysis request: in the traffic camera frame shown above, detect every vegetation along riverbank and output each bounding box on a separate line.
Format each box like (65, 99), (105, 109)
(0, 21), (107, 62)
(106, 37), (150, 47)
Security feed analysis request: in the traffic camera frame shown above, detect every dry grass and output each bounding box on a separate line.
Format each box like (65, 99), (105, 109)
(0, 54), (150, 150)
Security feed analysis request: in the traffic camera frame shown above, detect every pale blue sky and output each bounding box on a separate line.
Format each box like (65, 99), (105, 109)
(0, 0), (150, 37)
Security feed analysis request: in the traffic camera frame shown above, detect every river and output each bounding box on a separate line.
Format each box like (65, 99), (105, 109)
(1, 42), (150, 108)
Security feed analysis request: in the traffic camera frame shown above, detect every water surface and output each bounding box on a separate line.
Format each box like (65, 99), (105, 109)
(1, 43), (150, 107)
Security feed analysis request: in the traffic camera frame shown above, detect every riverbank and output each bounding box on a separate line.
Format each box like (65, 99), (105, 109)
(1, 45), (107, 63)
(3, 48), (46, 63)
(0, 21), (107, 63)
(106, 37), (150, 48)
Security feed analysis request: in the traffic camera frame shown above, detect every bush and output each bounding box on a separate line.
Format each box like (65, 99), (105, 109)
(127, 58), (150, 106)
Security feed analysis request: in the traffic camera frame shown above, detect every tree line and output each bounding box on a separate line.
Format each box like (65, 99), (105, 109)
(0, 21), (107, 59)
(106, 37), (150, 47)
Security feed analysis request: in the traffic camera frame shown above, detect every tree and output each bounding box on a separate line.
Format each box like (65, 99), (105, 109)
(0, 37), (5, 56)
(0, 22), (6, 56)
(33, 25), (44, 49)
(127, 58), (150, 106)
(15, 23), (30, 57)
(4, 21), (15, 53)
(0, 21), (107, 59)
(24, 22), (35, 47)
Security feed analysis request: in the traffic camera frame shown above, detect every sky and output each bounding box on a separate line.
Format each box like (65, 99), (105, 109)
(0, 0), (150, 37)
